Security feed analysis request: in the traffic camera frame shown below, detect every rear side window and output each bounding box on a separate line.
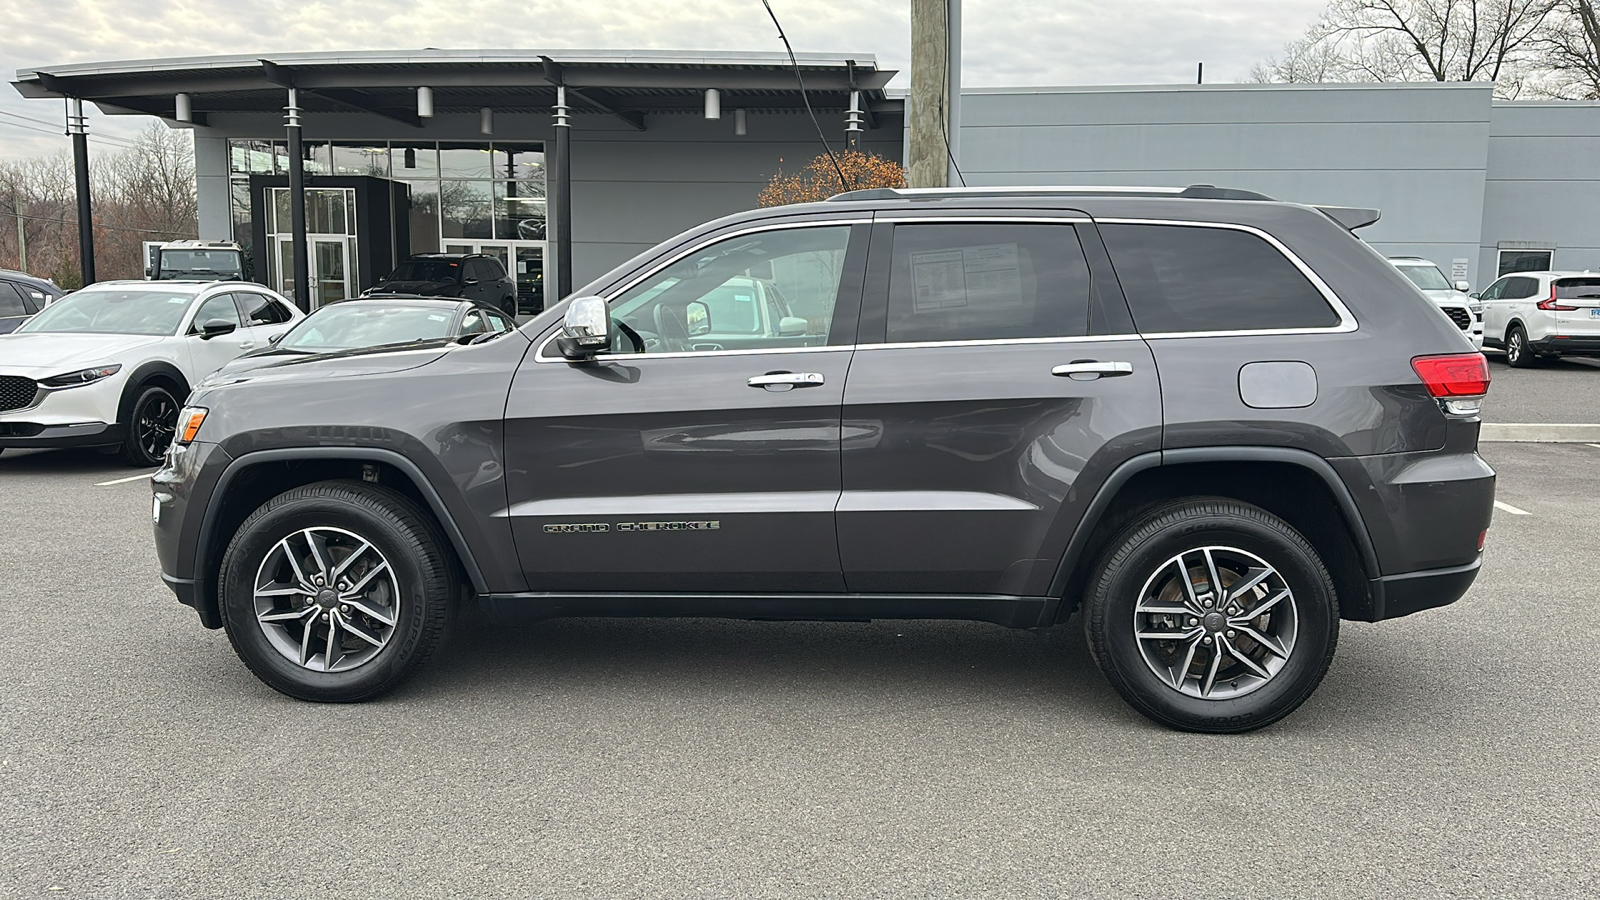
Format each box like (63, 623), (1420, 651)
(1505, 276), (1541, 300)
(1100, 223), (1340, 334)
(235, 292), (293, 326)
(1555, 278), (1600, 301)
(0, 282), (29, 317)
(886, 223), (1090, 342)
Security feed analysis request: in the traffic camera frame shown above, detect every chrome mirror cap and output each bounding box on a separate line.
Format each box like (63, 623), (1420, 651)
(557, 296), (610, 360)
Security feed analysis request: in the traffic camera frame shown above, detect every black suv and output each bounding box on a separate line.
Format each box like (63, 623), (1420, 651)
(153, 186), (1496, 732)
(366, 253), (516, 314)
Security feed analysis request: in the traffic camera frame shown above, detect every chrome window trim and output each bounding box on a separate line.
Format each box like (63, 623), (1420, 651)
(534, 218), (864, 364)
(872, 215), (1092, 224)
(854, 333), (1142, 352)
(1093, 217), (1359, 338)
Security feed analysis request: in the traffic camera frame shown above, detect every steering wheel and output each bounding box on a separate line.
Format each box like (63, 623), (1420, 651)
(652, 304), (690, 353)
(615, 319), (646, 353)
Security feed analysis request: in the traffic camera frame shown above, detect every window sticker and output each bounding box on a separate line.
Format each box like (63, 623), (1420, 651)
(909, 243), (1022, 313)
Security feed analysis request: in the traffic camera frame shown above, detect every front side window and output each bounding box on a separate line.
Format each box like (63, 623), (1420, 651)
(1100, 223), (1340, 334)
(19, 288), (198, 336)
(604, 225), (852, 354)
(886, 223), (1091, 343)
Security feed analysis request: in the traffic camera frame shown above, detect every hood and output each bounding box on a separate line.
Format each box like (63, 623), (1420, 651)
(201, 338), (459, 387)
(369, 280), (459, 297)
(1419, 289), (1472, 307)
(0, 332), (167, 375)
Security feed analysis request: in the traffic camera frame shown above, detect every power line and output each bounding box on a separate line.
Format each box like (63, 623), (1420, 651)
(758, 0), (852, 193)
(0, 113), (143, 150)
(9, 210), (194, 237)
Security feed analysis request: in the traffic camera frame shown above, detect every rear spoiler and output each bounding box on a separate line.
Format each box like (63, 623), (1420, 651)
(1316, 205), (1381, 231)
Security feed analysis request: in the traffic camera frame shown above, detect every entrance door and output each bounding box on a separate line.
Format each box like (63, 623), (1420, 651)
(502, 222), (867, 593)
(312, 238), (351, 307)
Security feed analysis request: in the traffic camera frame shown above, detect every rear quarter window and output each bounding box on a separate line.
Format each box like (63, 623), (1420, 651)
(1099, 223), (1340, 334)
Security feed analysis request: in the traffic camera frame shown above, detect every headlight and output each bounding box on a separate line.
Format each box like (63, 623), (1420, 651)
(175, 407), (208, 444)
(1469, 303), (1485, 314)
(39, 364), (122, 388)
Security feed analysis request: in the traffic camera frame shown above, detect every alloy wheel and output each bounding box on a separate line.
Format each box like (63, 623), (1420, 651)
(252, 526), (401, 673)
(1132, 546), (1299, 700)
(137, 393), (179, 461)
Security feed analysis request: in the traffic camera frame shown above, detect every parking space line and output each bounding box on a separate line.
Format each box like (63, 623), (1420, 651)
(1494, 500), (1532, 516)
(1588, 444), (1600, 450)
(95, 472), (157, 487)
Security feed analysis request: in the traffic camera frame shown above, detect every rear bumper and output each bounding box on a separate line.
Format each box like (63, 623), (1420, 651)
(1368, 556), (1482, 621)
(1531, 335), (1600, 357)
(0, 421), (121, 449)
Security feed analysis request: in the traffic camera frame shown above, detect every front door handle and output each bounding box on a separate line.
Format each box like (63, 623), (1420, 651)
(1052, 361), (1134, 380)
(748, 372), (825, 389)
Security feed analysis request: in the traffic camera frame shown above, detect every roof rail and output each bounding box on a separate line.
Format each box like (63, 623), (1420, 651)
(826, 184), (1277, 202)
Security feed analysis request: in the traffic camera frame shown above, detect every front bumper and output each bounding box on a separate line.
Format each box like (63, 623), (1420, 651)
(153, 439), (233, 628)
(0, 420), (122, 449)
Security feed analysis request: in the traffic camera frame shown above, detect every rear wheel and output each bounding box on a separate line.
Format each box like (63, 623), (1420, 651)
(1083, 498), (1339, 733)
(119, 383), (179, 467)
(1505, 324), (1537, 368)
(218, 480), (456, 702)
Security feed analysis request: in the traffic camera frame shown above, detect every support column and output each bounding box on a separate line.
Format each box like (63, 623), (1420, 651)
(66, 98), (95, 286)
(552, 85), (573, 302)
(284, 88), (311, 310)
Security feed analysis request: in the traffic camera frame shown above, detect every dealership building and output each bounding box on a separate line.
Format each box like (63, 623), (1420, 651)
(11, 50), (1600, 309)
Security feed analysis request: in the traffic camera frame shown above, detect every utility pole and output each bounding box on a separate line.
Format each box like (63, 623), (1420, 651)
(908, 0), (960, 188)
(14, 206), (26, 274)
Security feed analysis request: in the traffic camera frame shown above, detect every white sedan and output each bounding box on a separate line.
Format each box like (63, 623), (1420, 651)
(0, 280), (301, 465)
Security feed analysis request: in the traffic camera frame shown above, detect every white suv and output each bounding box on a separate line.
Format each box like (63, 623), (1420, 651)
(1478, 270), (1600, 367)
(0, 280), (301, 465)
(1388, 257), (1483, 349)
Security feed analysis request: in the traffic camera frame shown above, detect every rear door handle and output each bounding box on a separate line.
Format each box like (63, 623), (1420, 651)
(748, 372), (825, 389)
(1052, 361), (1133, 380)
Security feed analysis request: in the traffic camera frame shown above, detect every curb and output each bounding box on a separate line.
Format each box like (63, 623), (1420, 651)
(1480, 423), (1600, 442)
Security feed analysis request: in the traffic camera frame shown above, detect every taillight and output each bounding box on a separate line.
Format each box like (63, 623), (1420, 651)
(1537, 283), (1577, 311)
(1412, 353), (1490, 398)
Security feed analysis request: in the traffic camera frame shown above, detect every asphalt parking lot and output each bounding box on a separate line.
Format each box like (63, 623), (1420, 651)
(2, 365), (1597, 898)
(1481, 351), (1600, 424)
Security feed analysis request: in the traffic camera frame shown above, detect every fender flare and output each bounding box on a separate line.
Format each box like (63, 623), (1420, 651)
(116, 361), (191, 426)
(192, 447), (491, 627)
(1045, 446), (1383, 599)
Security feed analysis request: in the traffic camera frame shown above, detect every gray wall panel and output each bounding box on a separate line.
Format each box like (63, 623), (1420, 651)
(1482, 102), (1600, 279)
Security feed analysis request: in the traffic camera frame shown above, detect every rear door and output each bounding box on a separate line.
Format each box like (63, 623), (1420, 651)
(838, 214), (1161, 596)
(1552, 276), (1600, 337)
(0, 282), (29, 334)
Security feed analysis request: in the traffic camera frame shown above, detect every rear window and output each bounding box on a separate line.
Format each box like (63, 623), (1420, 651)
(1100, 223), (1340, 334)
(1555, 278), (1600, 300)
(388, 260), (460, 283)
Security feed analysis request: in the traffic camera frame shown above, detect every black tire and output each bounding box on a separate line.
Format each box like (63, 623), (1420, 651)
(218, 480), (456, 702)
(119, 383), (180, 467)
(1083, 498), (1339, 733)
(1505, 324), (1537, 368)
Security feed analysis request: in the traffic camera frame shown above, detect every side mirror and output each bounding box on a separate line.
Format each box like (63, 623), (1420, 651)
(1469, 292), (1481, 300)
(267, 332), (284, 345)
(555, 296), (611, 360)
(1455, 281), (1470, 292)
(198, 319), (237, 339)
(686, 300), (712, 337)
(777, 316), (808, 337)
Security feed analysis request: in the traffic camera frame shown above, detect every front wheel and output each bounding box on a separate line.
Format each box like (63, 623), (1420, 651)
(1083, 498), (1339, 733)
(218, 480), (456, 702)
(119, 383), (179, 467)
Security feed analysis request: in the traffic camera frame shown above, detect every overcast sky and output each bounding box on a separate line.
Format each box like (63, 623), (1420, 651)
(0, 0), (1329, 159)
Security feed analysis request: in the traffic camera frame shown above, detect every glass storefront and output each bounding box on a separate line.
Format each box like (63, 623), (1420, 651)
(228, 139), (547, 314)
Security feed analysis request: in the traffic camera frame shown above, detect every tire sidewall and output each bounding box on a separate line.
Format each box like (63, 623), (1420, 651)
(1090, 507), (1338, 732)
(220, 491), (438, 701)
(123, 384), (177, 467)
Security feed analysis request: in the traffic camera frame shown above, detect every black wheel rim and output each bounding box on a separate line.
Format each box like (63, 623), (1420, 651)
(137, 393), (178, 460)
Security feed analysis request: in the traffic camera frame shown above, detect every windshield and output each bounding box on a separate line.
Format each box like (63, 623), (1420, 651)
(278, 303), (458, 351)
(158, 249), (242, 278)
(384, 260), (460, 283)
(1397, 264), (1451, 291)
(18, 288), (195, 335)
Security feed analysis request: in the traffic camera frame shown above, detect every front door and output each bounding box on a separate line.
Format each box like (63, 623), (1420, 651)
(502, 222), (868, 593)
(311, 238), (350, 307)
(838, 217), (1162, 596)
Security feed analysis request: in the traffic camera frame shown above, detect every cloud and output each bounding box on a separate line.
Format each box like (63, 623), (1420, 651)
(0, 0), (1328, 159)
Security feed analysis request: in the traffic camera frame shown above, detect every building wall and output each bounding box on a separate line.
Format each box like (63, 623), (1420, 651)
(1482, 101), (1600, 280)
(191, 108), (901, 292)
(957, 82), (1495, 288)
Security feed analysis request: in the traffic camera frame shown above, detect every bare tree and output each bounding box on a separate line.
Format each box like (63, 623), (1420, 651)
(1533, 0), (1600, 96)
(1254, 1), (1560, 97)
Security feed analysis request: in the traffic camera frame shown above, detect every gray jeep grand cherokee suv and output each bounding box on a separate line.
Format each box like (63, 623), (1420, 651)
(152, 186), (1495, 732)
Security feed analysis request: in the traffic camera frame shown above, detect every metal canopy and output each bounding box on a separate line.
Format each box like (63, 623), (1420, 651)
(12, 48), (902, 125)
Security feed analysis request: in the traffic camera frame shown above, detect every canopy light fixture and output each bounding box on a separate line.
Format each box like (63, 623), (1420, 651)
(734, 108), (747, 136)
(480, 107), (494, 135)
(417, 86), (434, 118)
(704, 89), (721, 120)
(174, 93), (192, 123)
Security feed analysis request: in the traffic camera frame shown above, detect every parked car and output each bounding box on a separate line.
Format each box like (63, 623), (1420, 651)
(147, 240), (250, 282)
(0, 280), (301, 465)
(1388, 257), (1483, 349)
(210, 296), (516, 379)
(365, 254), (516, 315)
(1477, 270), (1600, 366)
(153, 185), (1494, 733)
(0, 269), (67, 335)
